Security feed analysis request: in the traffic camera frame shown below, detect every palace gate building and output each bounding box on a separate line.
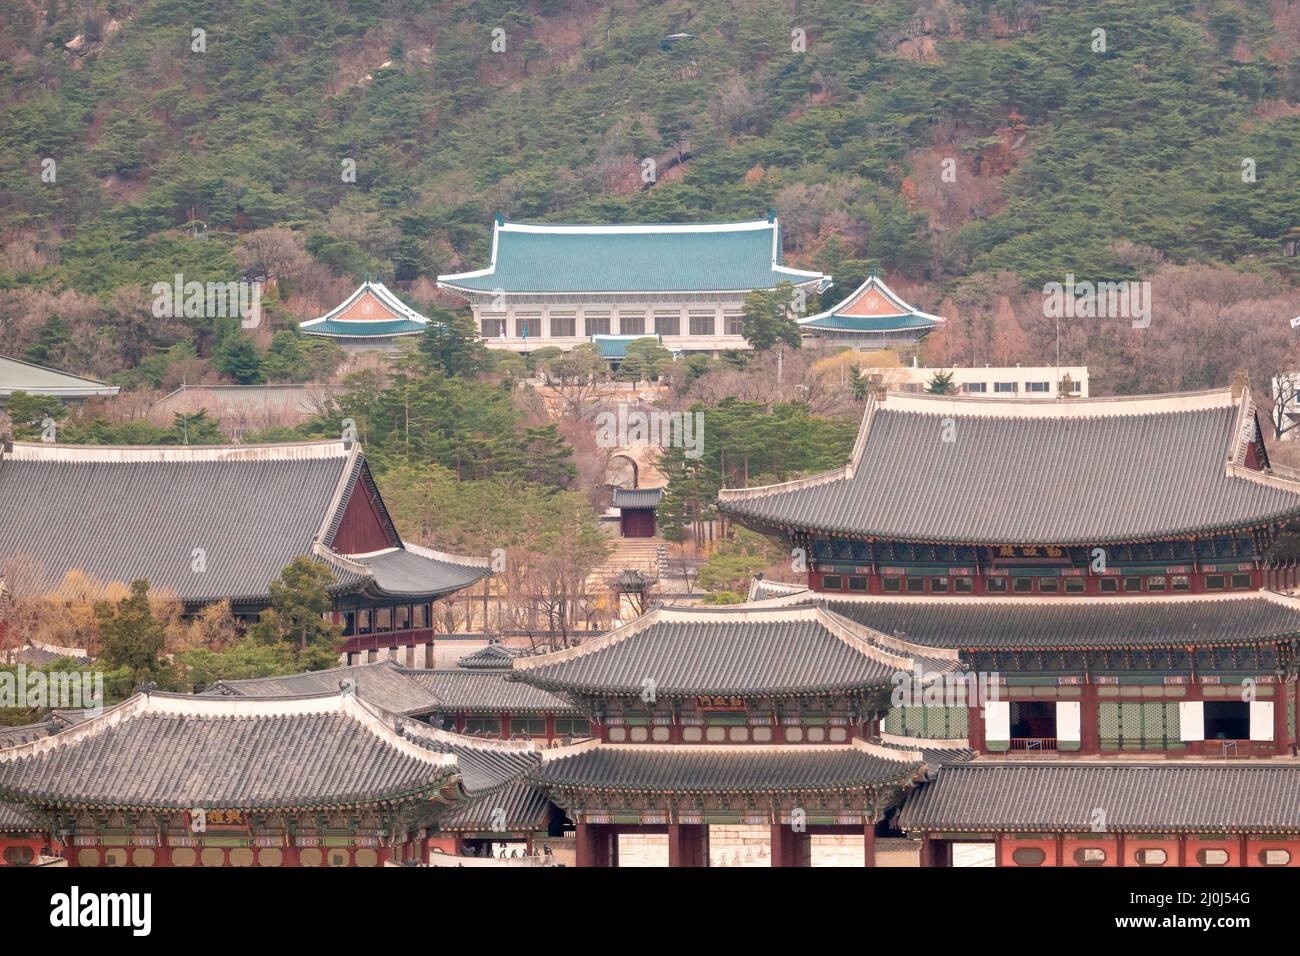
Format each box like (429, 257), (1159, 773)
(504, 603), (969, 866)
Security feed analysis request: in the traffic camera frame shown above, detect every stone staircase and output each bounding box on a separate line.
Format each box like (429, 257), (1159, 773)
(585, 538), (663, 594)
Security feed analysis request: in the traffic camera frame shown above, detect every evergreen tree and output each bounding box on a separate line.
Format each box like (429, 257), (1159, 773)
(250, 557), (343, 668)
(926, 370), (956, 395)
(741, 282), (801, 351)
(95, 579), (179, 690)
(212, 334), (264, 384)
(419, 308), (491, 378)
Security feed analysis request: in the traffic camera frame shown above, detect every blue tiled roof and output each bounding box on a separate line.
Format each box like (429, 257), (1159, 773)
(440, 220), (827, 294)
(301, 318), (428, 338)
(800, 313), (940, 332)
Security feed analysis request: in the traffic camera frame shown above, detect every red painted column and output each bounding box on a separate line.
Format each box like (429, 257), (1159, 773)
(575, 824), (595, 868)
(575, 824), (616, 867)
(1274, 683), (1289, 755)
(863, 822), (876, 867)
(968, 702), (985, 752)
(770, 825), (810, 867)
(668, 824), (708, 867)
(1081, 681), (1099, 755)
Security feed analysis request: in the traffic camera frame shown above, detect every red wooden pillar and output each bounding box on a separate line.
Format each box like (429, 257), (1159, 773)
(863, 822), (876, 867)
(1080, 680), (1099, 754)
(770, 825), (811, 867)
(575, 824), (615, 868)
(668, 824), (708, 868)
(967, 702), (985, 751)
(575, 824), (595, 867)
(1274, 683), (1290, 755)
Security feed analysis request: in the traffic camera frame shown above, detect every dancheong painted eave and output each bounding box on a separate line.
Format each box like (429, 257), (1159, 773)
(437, 218), (829, 296)
(0, 439), (489, 607)
(299, 279), (430, 339)
(798, 274), (944, 334)
(717, 385), (1300, 547)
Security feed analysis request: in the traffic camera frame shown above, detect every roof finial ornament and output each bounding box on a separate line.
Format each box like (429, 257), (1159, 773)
(137, 680), (157, 697)
(339, 678), (356, 697)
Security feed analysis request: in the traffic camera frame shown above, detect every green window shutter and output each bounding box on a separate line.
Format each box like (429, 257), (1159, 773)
(1164, 701), (1180, 743)
(948, 706), (969, 737)
(1142, 702), (1164, 743)
(1099, 702), (1121, 745)
(883, 708), (904, 734)
(1119, 702), (1142, 748)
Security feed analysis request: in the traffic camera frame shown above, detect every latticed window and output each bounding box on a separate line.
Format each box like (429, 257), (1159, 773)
(1098, 701), (1181, 749)
(884, 705), (968, 738)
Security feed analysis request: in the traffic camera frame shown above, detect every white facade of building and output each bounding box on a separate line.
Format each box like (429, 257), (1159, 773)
(867, 365), (1090, 398)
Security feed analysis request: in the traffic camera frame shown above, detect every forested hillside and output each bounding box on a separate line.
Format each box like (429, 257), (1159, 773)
(0, 0), (1298, 389)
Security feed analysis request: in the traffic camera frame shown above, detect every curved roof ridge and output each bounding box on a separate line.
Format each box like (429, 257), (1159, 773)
(0, 694), (146, 762)
(880, 386), (1235, 418)
(404, 541), (492, 569)
(878, 730), (971, 749)
(537, 736), (604, 762)
(497, 218), (777, 233)
(512, 606), (665, 671)
(818, 606), (961, 664)
(5, 439), (349, 462)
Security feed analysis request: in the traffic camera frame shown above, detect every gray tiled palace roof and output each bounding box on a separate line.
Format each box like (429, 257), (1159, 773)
(611, 487), (664, 509)
(402, 669), (579, 714)
(530, 742), (920, 793)
(808, 593), (1300, 650)
(0, 692), (459, 810)
(203, 661), (441, 716)
(437, 779), (553, 831)
(899, 763), (1300, 833)
(0, 801), (41, 831)
(512, 605), (958, 698)
(718, 389), (1300, 545)
(0, 441), (487, 605)
(455, 642), (524, 669)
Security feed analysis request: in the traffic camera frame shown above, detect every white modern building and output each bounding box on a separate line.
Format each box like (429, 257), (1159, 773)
(437, 216), (830, 356)
(865, 365), (1090, 398)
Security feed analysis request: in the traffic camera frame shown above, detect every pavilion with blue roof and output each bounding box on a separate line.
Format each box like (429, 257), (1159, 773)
(799, 273), (943, 353)
(299, 279), (430, 351)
